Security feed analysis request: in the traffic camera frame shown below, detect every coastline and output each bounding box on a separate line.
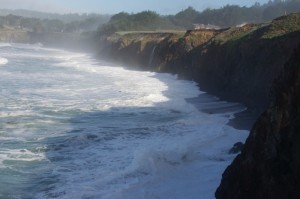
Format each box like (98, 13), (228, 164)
(0, 43), (250, 198)
(186, 93), (258, 131)
(1, 12), (300, 198)
(227, 109), (259, 130)
(97, 14), (300, 115)
(89, 54), (257, 132)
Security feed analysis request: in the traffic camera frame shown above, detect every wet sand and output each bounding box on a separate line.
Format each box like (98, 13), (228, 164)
(186, 93), (259, 131)
(227, 109), (260, 130)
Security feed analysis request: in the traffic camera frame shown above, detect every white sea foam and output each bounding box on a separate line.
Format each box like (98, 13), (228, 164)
(0, 149), (45, 164)
(0, 57), (8, 65)
(0, 43), (249, 199)
(113, 126), (247, 199)
(0, 43), (11, 47)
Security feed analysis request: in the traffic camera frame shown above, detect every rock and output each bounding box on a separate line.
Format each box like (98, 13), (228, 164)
(96, 14), (300, 199)
(215, 44), (300, 199)
(100, 13), (300, 113)
(97, 14), (300, 199)
(228, 142), (244, 154)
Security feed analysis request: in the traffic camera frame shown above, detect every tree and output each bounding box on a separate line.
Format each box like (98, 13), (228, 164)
(98, 11), (160, 34)
(172, 7), (199, 29)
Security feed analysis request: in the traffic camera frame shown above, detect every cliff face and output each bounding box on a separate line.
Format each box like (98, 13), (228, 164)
(99, 13), (300, 112)
(100, 32), (179, 68)
(98, 16), (300, 197)
(215, 44), (300, 199)
(191, 14), (300, 110)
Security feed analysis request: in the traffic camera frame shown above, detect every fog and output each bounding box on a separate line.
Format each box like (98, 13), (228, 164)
(0, 0), (270, 14)
(0, 0), (68, 13)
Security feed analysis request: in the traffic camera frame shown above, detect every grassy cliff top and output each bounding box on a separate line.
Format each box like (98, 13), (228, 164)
(209, 12), (300, 45)
(104, 13), (300, 50)
(261, 13), (300, 39)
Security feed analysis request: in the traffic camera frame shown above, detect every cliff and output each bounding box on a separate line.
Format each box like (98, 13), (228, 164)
(98, 15), (300, 197)
(215, 43), (300, 199)
(99, 13), (300, 112)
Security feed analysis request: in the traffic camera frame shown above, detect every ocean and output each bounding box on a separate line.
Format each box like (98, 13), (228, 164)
(0, 43), (248, 199)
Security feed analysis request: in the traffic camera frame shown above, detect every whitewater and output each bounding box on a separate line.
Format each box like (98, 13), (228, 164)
(0, 43), (248, 199)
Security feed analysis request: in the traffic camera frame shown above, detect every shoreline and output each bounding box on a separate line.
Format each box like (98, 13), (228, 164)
(93, 54), (260, 132)
(94, 55), (258, 132)
(227, 109), (259, 130)
(186, 92), (258, 131)
(0, 43), (248, 199)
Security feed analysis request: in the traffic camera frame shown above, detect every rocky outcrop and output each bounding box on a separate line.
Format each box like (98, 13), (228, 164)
(215, 44), (300, 199)
(99, 13), (300, 112)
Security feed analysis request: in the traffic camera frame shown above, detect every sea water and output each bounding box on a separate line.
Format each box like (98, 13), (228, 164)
(0, 43), (248, 199)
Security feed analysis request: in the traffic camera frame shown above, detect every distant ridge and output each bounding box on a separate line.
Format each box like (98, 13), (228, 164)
(0, 9), (111, 23)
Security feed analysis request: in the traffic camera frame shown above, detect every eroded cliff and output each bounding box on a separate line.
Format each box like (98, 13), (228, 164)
(99, 15), (300, 198)
(99, 13), (300, 112)
(215, 43), (300, 199)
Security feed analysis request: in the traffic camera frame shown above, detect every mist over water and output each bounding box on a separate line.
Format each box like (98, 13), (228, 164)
(0, 43), (248, 199)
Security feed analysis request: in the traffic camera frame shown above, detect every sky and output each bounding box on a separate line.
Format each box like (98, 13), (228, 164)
(0, 0), (270, 14)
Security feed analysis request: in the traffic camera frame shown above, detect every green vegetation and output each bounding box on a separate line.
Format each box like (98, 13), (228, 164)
(172, 7), (199, 29)
(98, 0), (300, 35)
(0, 9), (111, 24)
(115, 30), (186, 36)
(0, 13), (110, 34)
(196, 0), (300, 27)
(213, 25), (260, 44)
(1, 0), (300, 39)
(261, 13), (300, 38)
(99, 11), (162, 34)
(211, 12), (300, 45)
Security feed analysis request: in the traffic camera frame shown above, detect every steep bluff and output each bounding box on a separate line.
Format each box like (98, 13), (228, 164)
(99, 13), (300, 112)
(99, 15), (300, 197)
(215, 44), (300, 199)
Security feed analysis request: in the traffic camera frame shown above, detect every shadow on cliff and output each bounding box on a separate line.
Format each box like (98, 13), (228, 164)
(216, 44), (300, 199)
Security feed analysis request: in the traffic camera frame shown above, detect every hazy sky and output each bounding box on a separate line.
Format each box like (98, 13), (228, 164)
(0, 0), (270, 14)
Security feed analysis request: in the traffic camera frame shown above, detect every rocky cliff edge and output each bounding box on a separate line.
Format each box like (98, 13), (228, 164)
(215, 43), (300, 199)
(99, 13), (300, 113)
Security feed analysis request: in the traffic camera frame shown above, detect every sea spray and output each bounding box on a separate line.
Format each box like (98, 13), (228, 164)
(0, 57), (8, 65)
(0, 43), (249, 199)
